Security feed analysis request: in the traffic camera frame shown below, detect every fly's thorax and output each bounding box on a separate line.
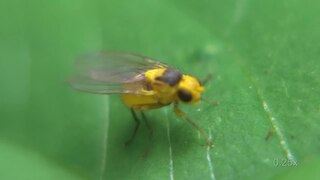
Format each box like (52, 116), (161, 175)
(144, 68), (167, 82)
(176, 75), (205, 104)
(144, 68), (182, 104)
(144, 68), (204, 105)
(145, 68), (181, 92)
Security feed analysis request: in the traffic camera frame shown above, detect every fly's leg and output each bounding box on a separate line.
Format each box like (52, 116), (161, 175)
(125, 108), (140, 146)
(141, 112), (153, 141)
(141, 112), (153, 157)
(174, 103), (214, 147)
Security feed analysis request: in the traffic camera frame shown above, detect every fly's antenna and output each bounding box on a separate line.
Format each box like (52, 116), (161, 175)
(200, 73), (213, 86)
(201, 98), (219, 107)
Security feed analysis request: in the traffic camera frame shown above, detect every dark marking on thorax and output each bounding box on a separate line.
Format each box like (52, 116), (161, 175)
(156, 69), (182, 86)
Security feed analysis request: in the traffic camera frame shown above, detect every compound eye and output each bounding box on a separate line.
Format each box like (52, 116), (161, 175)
(178, 89), (192, 102)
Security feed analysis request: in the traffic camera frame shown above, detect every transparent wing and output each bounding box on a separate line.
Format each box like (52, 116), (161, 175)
(67, 52), (168, 94)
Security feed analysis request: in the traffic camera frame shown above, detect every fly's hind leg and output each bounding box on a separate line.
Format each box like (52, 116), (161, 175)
(125, 108), (141, 146)
(141, 112), (153, 141)
(124, 101), (164, 146)
(174, 103), (214, 147)
(141, 112), (153, 157)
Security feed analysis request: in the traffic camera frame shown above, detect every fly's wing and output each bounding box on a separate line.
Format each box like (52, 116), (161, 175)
(68, 52), (168, 95)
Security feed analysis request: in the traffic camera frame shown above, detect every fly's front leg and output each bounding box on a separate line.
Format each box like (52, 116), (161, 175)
(174, 103), (214, 147)
(125, 108), (141, 146)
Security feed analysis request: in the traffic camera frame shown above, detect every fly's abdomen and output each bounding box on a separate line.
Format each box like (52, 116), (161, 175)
(121, 94), (164, 110)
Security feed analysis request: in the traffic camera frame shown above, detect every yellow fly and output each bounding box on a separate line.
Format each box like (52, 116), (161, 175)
(68, 52), (213, 147)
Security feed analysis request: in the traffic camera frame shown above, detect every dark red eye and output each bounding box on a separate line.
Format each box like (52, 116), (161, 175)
(178, 89), (192, 102)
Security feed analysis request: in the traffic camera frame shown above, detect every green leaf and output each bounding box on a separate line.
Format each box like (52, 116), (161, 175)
(0, 0), (319, 179)
(0, 140), (82, 180)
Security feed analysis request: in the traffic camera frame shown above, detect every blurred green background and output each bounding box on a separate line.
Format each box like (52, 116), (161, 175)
(0, 0), (319, 179)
